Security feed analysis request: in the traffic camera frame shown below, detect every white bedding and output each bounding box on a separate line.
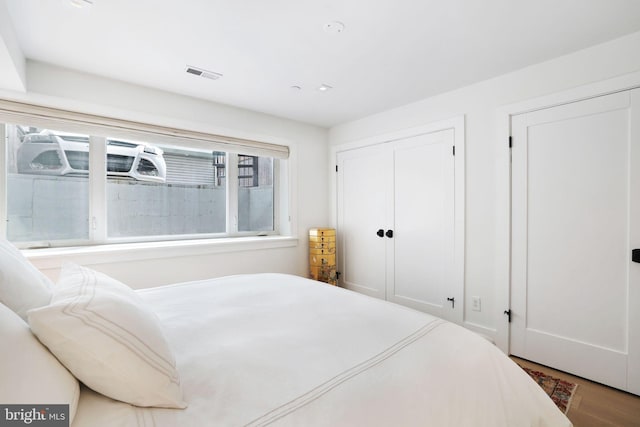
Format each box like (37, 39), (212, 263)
(71, 273), (571, 427)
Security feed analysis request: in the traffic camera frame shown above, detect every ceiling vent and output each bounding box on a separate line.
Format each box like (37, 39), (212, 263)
(186, 66), (223, 80)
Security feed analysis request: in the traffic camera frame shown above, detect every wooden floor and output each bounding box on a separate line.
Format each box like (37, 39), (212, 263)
(511, 357), (640, 427)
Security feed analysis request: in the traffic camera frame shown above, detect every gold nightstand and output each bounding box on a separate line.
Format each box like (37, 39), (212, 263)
(309, 228), (337, 285)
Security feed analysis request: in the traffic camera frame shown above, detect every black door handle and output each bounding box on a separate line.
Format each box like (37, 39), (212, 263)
(386, 230), (393, 238)
(633, 249), (640, 263)
(376, 229), (384, 238)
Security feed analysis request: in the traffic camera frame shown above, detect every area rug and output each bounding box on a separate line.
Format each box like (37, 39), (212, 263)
(520, 366), (578, 414)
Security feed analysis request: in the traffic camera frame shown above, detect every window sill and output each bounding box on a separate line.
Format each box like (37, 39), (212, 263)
(22, 235), (299, 269)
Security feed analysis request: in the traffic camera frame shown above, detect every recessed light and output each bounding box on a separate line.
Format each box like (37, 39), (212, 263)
(317, 84), (333, 92)
(323, 21), (345, 34)
(69, 0), (93, 8)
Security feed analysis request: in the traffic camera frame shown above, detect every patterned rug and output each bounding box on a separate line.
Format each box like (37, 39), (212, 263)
(521, 366), (578, 414)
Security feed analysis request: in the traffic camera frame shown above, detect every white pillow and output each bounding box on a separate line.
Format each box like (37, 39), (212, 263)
(0, 302), (80, 423)
(28, 263), (187, 409)
(0, 239), (52, 320)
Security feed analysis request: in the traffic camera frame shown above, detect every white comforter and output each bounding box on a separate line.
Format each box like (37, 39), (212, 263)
(71, 273), (571, 427)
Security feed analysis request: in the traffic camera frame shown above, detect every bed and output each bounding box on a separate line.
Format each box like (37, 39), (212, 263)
(0, 240), (572, 427)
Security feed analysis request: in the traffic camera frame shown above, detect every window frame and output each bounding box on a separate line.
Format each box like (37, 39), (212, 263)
(0, 101), (291, 249)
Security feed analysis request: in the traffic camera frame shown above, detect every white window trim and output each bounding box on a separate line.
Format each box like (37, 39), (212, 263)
(227, 153), (239, 233)
(89, 136), (108, 243)
(21, 235), (299, 270)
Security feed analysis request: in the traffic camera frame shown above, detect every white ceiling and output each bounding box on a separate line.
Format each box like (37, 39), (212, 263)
(4, 0), (640, 127)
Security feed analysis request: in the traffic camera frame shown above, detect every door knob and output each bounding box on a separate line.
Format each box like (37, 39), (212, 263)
(376, 229), (384, 238)
(385, 229), (393, 238)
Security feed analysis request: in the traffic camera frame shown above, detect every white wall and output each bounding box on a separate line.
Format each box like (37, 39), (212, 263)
(329, 31), (640, 337)
(0, 0), (25, 92)
(2, 61), (328, 287)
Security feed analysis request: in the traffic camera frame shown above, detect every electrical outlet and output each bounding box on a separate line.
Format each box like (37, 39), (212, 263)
(471, 296), (481, 312)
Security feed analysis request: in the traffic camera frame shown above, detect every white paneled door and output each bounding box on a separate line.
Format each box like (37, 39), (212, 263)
(337, 128), (462, 323)
(337, 144), (388, 299)
(389, 131), (455, 316)
(511, 89), (640, 394)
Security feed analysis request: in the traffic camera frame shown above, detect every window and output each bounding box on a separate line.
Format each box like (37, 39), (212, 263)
(1, 112), (285, 248)
(238, 155), (273, 232)
(106, 140), (229, 238)
(6, 125), (90, 243)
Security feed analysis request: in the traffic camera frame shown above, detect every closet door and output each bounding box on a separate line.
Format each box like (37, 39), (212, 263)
(511, 89), (640, 394)
(388, 130), (458, 321)
(337, 127), (462, 324)
(337, 144), (389, 299)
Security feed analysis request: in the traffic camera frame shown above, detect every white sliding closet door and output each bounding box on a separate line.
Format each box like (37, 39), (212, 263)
(511, 89), (640, 394)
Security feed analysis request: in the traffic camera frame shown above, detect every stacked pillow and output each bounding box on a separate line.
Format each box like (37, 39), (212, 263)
(0, 239), (187, 415)
(0, 238), (53, 319)
(0, 239), (78, 422)
(0, 302), (81, 421)
(28, 263), (187, 409)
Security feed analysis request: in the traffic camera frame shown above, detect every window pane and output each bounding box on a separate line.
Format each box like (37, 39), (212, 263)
(238, 155), (274, 232)
(107, 141), (226, 238)
(6, 125), (90, 242)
